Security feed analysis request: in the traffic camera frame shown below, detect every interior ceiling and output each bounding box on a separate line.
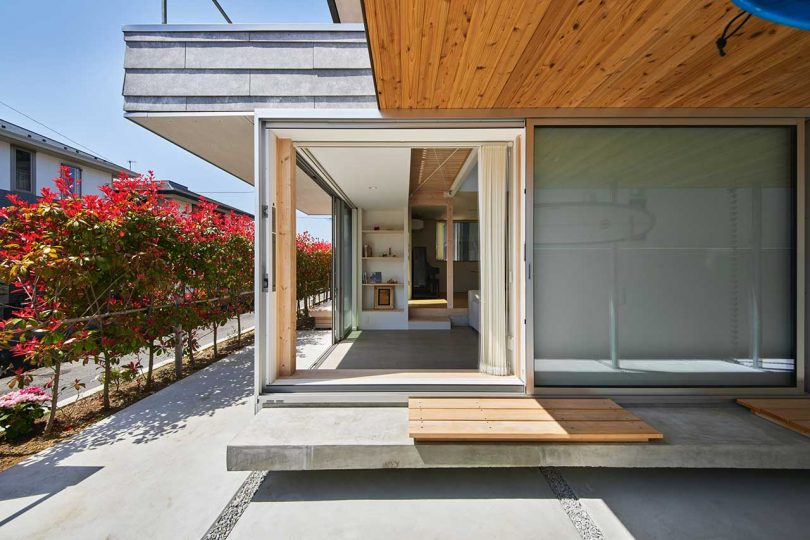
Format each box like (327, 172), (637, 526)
(363, 0), (810, 109)
(130, 114), (255, 183)
(307, 146), (411, 209)
(409, 148), (472, 195)
(296, 166), (332, 215)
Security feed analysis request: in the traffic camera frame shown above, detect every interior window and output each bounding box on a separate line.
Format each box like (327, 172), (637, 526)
(436, 221), (480, 262)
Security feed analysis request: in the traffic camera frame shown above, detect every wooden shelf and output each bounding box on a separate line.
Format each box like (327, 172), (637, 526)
(362, 283), (404, 287)
(362, 256), (403, 260)
(361, 308), (405, 313)
(362, 230), (404, 234)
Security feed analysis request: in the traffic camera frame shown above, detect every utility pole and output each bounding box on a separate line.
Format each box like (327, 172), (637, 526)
(162, 0), (167, 24)
(127, 160), (137, 171)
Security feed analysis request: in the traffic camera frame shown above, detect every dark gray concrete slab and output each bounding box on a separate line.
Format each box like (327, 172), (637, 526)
(228, 468), (581, 540)
(562, 468), (810, 540)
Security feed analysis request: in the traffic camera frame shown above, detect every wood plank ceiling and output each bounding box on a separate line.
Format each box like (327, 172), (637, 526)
(409, 148), (472, 195)
(363, 0), (810, 109)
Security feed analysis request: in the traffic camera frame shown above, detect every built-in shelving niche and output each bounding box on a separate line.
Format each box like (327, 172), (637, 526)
(358, 209), (409, 329)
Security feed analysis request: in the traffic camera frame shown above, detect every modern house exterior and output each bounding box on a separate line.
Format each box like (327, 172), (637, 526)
(120, 0), (810, 469)
(0, 119), (135, 205)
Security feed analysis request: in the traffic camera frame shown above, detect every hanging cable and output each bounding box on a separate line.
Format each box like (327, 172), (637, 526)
(716, 10), (752, 56)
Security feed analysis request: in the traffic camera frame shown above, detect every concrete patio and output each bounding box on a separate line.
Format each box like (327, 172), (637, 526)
(2, 343), (810, 539)
(227, 400), (810, 471)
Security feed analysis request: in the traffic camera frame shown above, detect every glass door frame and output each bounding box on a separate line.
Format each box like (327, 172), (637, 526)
(525, 117), (807, 396)
(332, 196), (355, 343)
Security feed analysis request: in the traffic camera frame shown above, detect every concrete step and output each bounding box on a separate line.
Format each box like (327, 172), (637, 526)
(408, 316), (452, 330)
(226, 403), (810, 471)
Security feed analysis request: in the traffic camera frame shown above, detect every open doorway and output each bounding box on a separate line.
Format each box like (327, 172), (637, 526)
(262, 122), (523, 392)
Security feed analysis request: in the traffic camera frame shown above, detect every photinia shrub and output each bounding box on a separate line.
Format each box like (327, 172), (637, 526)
(0, 167), (255, 428)
(296, 232), (332, 318)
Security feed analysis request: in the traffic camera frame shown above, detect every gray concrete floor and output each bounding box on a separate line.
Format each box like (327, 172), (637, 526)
(229, 468), (581, 540)
(295, 329), (333, 369)
(0, 313), (254, 401)
(318, 328), (479, 369)
(228, 467), (810, 540)
(0, 346), (255, 540)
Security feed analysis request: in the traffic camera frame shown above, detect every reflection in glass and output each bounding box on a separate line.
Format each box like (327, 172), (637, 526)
(533, 126), (795, 387)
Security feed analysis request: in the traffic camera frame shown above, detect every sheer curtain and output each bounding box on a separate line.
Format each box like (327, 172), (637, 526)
(478, 144), (510, 375)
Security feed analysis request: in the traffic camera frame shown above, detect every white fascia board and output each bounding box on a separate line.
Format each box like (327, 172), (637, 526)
(123, 23), (365, 32)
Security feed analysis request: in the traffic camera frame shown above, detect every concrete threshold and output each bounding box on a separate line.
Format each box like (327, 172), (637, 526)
(227, 402), (810, 471)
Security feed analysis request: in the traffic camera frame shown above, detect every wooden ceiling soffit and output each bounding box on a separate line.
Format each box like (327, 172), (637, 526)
(363, 0), (810, 109)
(409, 148), (473, 197)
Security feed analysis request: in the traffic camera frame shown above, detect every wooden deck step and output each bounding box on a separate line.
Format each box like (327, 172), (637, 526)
(737, 398), (810, 437)
(408, 397), (663, 442)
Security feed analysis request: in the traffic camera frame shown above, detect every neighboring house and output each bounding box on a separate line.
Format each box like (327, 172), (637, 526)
(156, 179), (253, 218)
(120, 0), (810, 470)
(0, 119), (135, 205)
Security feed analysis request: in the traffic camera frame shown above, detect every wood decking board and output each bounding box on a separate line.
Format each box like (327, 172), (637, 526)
(408, 397), (663, 442)
(737, 398), (810, 436)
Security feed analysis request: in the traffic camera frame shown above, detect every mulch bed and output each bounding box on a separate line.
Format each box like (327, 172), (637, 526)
(0, 331), (254, 473)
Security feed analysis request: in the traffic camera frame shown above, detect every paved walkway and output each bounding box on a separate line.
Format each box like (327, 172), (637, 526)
(0, 347), (255, 540)
(0, 313), (254, 401)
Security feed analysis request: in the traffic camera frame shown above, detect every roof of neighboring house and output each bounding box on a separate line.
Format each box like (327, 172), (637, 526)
(0, 119), (136, 177)
(157, 180), (253, 218)
(0, 188), (38, 209)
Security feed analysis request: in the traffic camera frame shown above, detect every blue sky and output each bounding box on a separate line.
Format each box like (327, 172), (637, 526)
(0, 0), (333, 240)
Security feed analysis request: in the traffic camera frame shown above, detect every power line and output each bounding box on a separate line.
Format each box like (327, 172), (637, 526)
(0, 99), (113, 163)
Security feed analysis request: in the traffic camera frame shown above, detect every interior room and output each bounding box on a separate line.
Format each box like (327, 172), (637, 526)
(297, 145), (483, 372)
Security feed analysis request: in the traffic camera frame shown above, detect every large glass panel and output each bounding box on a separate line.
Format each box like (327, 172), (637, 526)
(533, 126), (795, 387)
(341, 200), (353, 338)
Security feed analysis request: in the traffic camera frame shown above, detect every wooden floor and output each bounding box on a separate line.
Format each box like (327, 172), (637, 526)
(409, 398), (663, 442)
(408, 293), (469, 309)
(737, 398), (810, 437)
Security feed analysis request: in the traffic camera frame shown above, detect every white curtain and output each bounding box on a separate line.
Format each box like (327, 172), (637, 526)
(478, 144), (510, 375)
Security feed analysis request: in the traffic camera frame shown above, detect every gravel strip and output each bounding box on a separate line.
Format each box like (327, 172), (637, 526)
(541, 466), (606, 540)
(202, 470), (268, 540)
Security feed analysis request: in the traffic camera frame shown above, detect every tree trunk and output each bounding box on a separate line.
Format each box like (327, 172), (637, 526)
(174, 325), (183, 379)
(102, 351), (111, 410)
(146, 342), (155, 390)
(44, 358), (61, 435)
(212, 324), (218, 358)
(187, 329), (195, 369)
(236, 312), (241, 346)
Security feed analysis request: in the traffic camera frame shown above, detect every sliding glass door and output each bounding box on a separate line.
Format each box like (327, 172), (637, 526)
(532, 125), (797, 387)
(332, 197), (354, 342)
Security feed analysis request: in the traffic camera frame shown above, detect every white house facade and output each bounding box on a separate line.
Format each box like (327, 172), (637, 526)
(0, 119), (134, 202)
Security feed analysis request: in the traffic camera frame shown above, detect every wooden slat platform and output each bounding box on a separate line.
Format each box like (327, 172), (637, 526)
(408, 398), (663, 443)
(737, 398), (810, 437)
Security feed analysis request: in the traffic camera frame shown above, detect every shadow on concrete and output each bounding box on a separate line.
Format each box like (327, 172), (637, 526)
(561, 467), (810, 540)
(0, 464), (102, 526)
(0, 347), (254, 523)
(252, 468), (550, 502)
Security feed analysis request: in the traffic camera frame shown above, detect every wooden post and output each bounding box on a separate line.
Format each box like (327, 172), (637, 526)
(446, 199), (454, 309)
(276, 137), (296, 376)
